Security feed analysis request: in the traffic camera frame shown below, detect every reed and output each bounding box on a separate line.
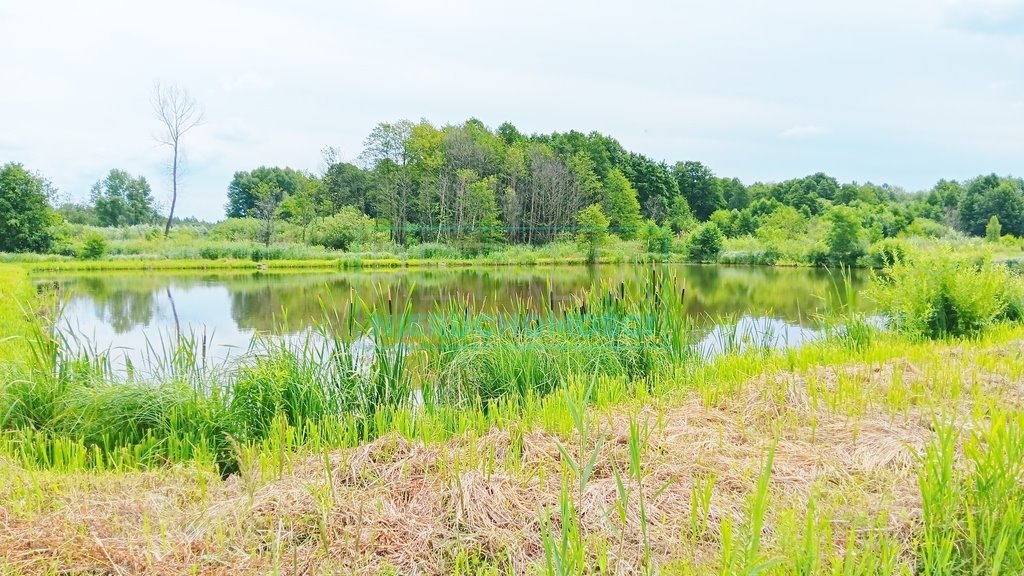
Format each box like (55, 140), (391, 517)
(4, 259), (1024, 574)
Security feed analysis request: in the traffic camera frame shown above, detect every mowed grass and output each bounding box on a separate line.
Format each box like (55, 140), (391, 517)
(1, 258), (1023, 574)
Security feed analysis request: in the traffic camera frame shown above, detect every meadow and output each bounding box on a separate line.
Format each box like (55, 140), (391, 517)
(1, 251), (1024, 575)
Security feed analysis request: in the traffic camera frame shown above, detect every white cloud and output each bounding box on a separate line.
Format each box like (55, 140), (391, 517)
(1, 0), (1023, 219)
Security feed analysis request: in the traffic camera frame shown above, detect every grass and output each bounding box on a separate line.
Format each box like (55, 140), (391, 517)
(2, 257), (1024, 573)
(0, 264), (38, 364)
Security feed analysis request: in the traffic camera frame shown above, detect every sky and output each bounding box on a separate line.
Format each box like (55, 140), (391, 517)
(1, 0), (1023, 221)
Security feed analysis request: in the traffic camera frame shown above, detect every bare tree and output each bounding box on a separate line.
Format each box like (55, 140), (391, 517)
(152, 81), (203, 237)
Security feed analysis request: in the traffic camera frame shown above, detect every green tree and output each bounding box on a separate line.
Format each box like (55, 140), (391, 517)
(672, 161), (724, 221)
(90, 169), (157, 227)
(226, 167), (308, 218)
(57, 202), (99, 226)
(667, 194), (695, 233)
(80, 232), (107, 259)
(601, 168), (642, 239)
(309, 206), (387, 250)
(620, 153), (679, 222)
(465, 176), (505, 247)
(360, 120), (415, 244)
(576, 204), (609, 264)
(278, 181), (318, 242)
(958, 175), (1024, 237)
(0, 163), (55, 253)
(251, 182), (284, 247)
(687, 222), (724, 262)
(986, 215), (1002, 242)
(320, 162), (374, 215)
(721, 177), (750, 210)
(825, 205), (865, 264)
(639, 220), (671, 255)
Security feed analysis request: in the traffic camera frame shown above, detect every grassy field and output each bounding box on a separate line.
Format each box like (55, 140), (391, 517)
(1, 256), (1023, 574)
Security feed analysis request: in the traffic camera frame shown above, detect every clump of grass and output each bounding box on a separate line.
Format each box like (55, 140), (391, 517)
(426, 267), (694, 407)
(918, 412), (1024, 575)
(870, 252), (1024, 339)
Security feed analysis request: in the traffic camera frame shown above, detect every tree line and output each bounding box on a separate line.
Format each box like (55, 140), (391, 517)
(2, 116), (1023, 256)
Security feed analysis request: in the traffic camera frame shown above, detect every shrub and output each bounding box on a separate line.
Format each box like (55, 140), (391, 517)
(870, 253), (1024, 339)
(638, 220), (672, 255)
(824, 206), (866, 265)
(867, 238), (907, 268)
(986, 215), (1002, 242)
(687, 223), (724, 263)
(576, 204), (610, 264)
(309, 207), (387, 251)
(208, 218), (261, 242)
(904, 217), (949, 239)
(79, 233), (108, 260)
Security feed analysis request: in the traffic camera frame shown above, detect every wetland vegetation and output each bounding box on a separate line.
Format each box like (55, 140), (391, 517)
(2, 246), (1024, 574)
(4, 120), (1024, 574)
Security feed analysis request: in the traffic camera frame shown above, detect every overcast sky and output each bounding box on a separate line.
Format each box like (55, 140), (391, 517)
(2, 0), (1023, 221)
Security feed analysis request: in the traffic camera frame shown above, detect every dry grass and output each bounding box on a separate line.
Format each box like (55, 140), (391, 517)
(2, 340), (1022, 575)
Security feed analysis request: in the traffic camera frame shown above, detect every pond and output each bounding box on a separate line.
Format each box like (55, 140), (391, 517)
(38, 264), (870, 369)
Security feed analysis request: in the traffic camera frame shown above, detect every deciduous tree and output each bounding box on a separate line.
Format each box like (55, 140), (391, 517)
(152, 82), (203, 237)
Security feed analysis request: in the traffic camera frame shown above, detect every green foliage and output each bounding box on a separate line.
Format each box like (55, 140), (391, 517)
(867, 238), (907, 268)
(320, 161), (374, 215)
(870, 253), (1024, 339)
(666, 194), (696, 234)
(79, 233), (107, 260)
(959, 175), (1024, 237)
(638, 220), (671, 255)
(600, 169), (642, 239)
(986, 215), (1002, 242)
(90, 169), (158, 227)
(57, 202), (100, 226)
(904, 217), (949, 239)
(672, 161), (724, 221)
(252, 182), (284, 247)
(309, 207), (388, 251)
(687, 222), (724, 263)
(0, 163), (55, 253)
(575, 204), (609, 264)
(918, 415), (1024, 575)
(226, 166), (308, 218)
(619, 153), (679, 223)
(208, 218), (261, 242)
(824, 205), (865, 265)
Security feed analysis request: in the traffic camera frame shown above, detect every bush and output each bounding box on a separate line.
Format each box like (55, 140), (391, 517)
(79, 233), (108, 260)
(405, 242), (464, 260)
(867, 238), (907, 268)
(824, 206), (866, 265)
(687, 223), (724, 263)
(638, 220), (672, 255)
(309, 207), (387, 251)
(870, 253), (1024, 339)
(208, 218), (261, 242)
(903, 217), (949, 239)
(720, 248), (781, 266)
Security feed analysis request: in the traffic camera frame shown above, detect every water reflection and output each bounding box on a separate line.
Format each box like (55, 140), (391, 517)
(41, 264), (870, 367)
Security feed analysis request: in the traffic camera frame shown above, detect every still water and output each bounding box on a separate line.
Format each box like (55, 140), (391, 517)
(39, 264), (869, 368)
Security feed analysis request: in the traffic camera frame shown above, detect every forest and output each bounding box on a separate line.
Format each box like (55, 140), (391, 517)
(3, 118), (1023, 267)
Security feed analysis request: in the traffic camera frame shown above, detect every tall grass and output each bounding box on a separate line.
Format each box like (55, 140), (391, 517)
(425, 267), (695, 407)
(871, 253), (1024, 339)
(5, 257), (1024, 574)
